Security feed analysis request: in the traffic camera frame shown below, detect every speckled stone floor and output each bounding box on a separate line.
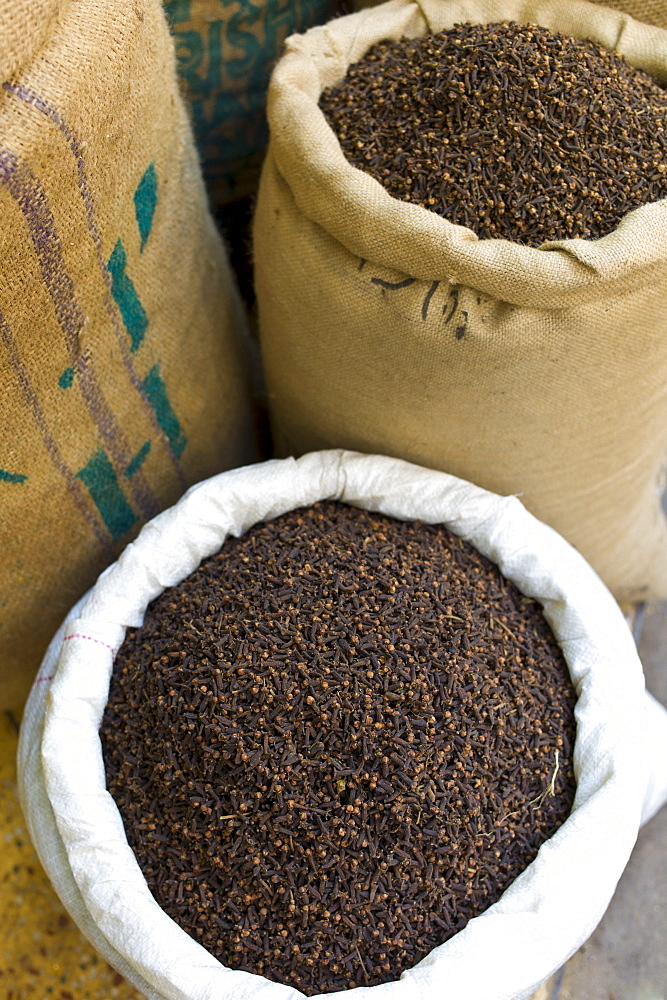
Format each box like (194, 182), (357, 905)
(0, 709), (143, 1000)
(2, 605), (666, 999)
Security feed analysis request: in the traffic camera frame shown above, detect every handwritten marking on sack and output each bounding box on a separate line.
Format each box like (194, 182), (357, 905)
(4, 83), (186, 490)
(107, 165), (189, 475)
(35, 675), (54, 684)
(443, 288), (458, 324)
(76, 450), (138, 541)
(368, 271), (469, 337)
(455, 311), (469, 340)
(109, 171), (187, 468)
(63, 634), (114, 653)
(0, 469), (27, 484)
(444, 290), (467, 338)
(370, 276), (416, 291)
(421, 280), (440, 321)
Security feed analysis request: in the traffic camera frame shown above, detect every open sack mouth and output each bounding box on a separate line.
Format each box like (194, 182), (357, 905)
(317, 20), (667, 249)
(99, 496), (578, 995)
(19, 451), (655, 1000)
(263, 0), (667, 298)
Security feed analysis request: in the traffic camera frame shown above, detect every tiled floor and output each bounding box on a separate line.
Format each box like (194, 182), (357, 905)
(2, 605), (666, 999)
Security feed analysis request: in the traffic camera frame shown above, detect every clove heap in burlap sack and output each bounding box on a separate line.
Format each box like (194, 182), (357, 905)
(0, 0), (256, 710)
(254, 0), (667, 605)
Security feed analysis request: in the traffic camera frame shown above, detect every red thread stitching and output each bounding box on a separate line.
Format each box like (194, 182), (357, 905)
(63, 633), (114, 653)
(35, 675), (54, 683)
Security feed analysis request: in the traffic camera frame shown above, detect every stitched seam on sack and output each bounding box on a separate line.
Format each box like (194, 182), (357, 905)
(62, 634), (114, 653)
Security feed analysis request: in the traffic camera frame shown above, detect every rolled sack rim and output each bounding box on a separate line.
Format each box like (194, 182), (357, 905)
(34, 451), (646, 1000)
(267, 0), (667, 309)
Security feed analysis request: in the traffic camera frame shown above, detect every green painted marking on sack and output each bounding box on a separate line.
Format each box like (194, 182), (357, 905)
(174, 23), (222, 98)
(58, 366), (74, 389)
(76, 450), (137, 540)
(142, 365), (186, 458)
(125, 440), (151, 479)
(170, 0), (338, 169)
(134, 163), (158, 251)
(164, 0), (191, 25)
(108, 239), (148, 352)
(191, 93), (265, 163)
(0, 469), (27, 483)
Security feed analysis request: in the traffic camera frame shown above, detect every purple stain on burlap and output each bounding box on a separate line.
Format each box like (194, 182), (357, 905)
(3, 82), (187, 490)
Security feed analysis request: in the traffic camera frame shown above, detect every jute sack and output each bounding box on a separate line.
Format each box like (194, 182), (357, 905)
(0, 0), (256, 711)
(17, 451), (667, 1000)
(590, 0), (667, 27)
(355, 0), (667, 24)
(164, 0), (341, 205)
(254, 0), (667, 605)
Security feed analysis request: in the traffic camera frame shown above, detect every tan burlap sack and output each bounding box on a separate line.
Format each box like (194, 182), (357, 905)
(353, 1), (667, 31)
(0, 0), (256, 711)
(254, 0), (667, 606)
(591, 0), (667, 27)
(165, 0), (341, 205)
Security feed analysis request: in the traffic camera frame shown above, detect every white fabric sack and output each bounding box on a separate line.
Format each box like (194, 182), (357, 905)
(17, 450), (667, 1000)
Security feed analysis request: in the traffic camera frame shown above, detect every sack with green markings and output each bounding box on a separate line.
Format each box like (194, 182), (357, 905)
(0, 0), (256, 710)
(165, 0), (341, 205)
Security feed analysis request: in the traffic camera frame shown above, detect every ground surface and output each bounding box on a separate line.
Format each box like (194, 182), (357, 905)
(538, 601), (667, 1000)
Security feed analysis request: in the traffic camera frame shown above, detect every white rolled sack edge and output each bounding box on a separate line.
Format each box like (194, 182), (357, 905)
(17, 450), (667, 1000)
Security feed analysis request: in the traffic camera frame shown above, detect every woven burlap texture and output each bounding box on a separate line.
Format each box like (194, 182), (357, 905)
(591, 0), (667, 28)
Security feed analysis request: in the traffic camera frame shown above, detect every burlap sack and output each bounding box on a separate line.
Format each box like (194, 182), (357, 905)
(591, 0), (667, 27)
(254, 0), (667, 605)
(0, 0), (256, 711)
(355, 0), (667, 24)
(16, 451), (667, 1000)
(165, 0), (341, 205)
